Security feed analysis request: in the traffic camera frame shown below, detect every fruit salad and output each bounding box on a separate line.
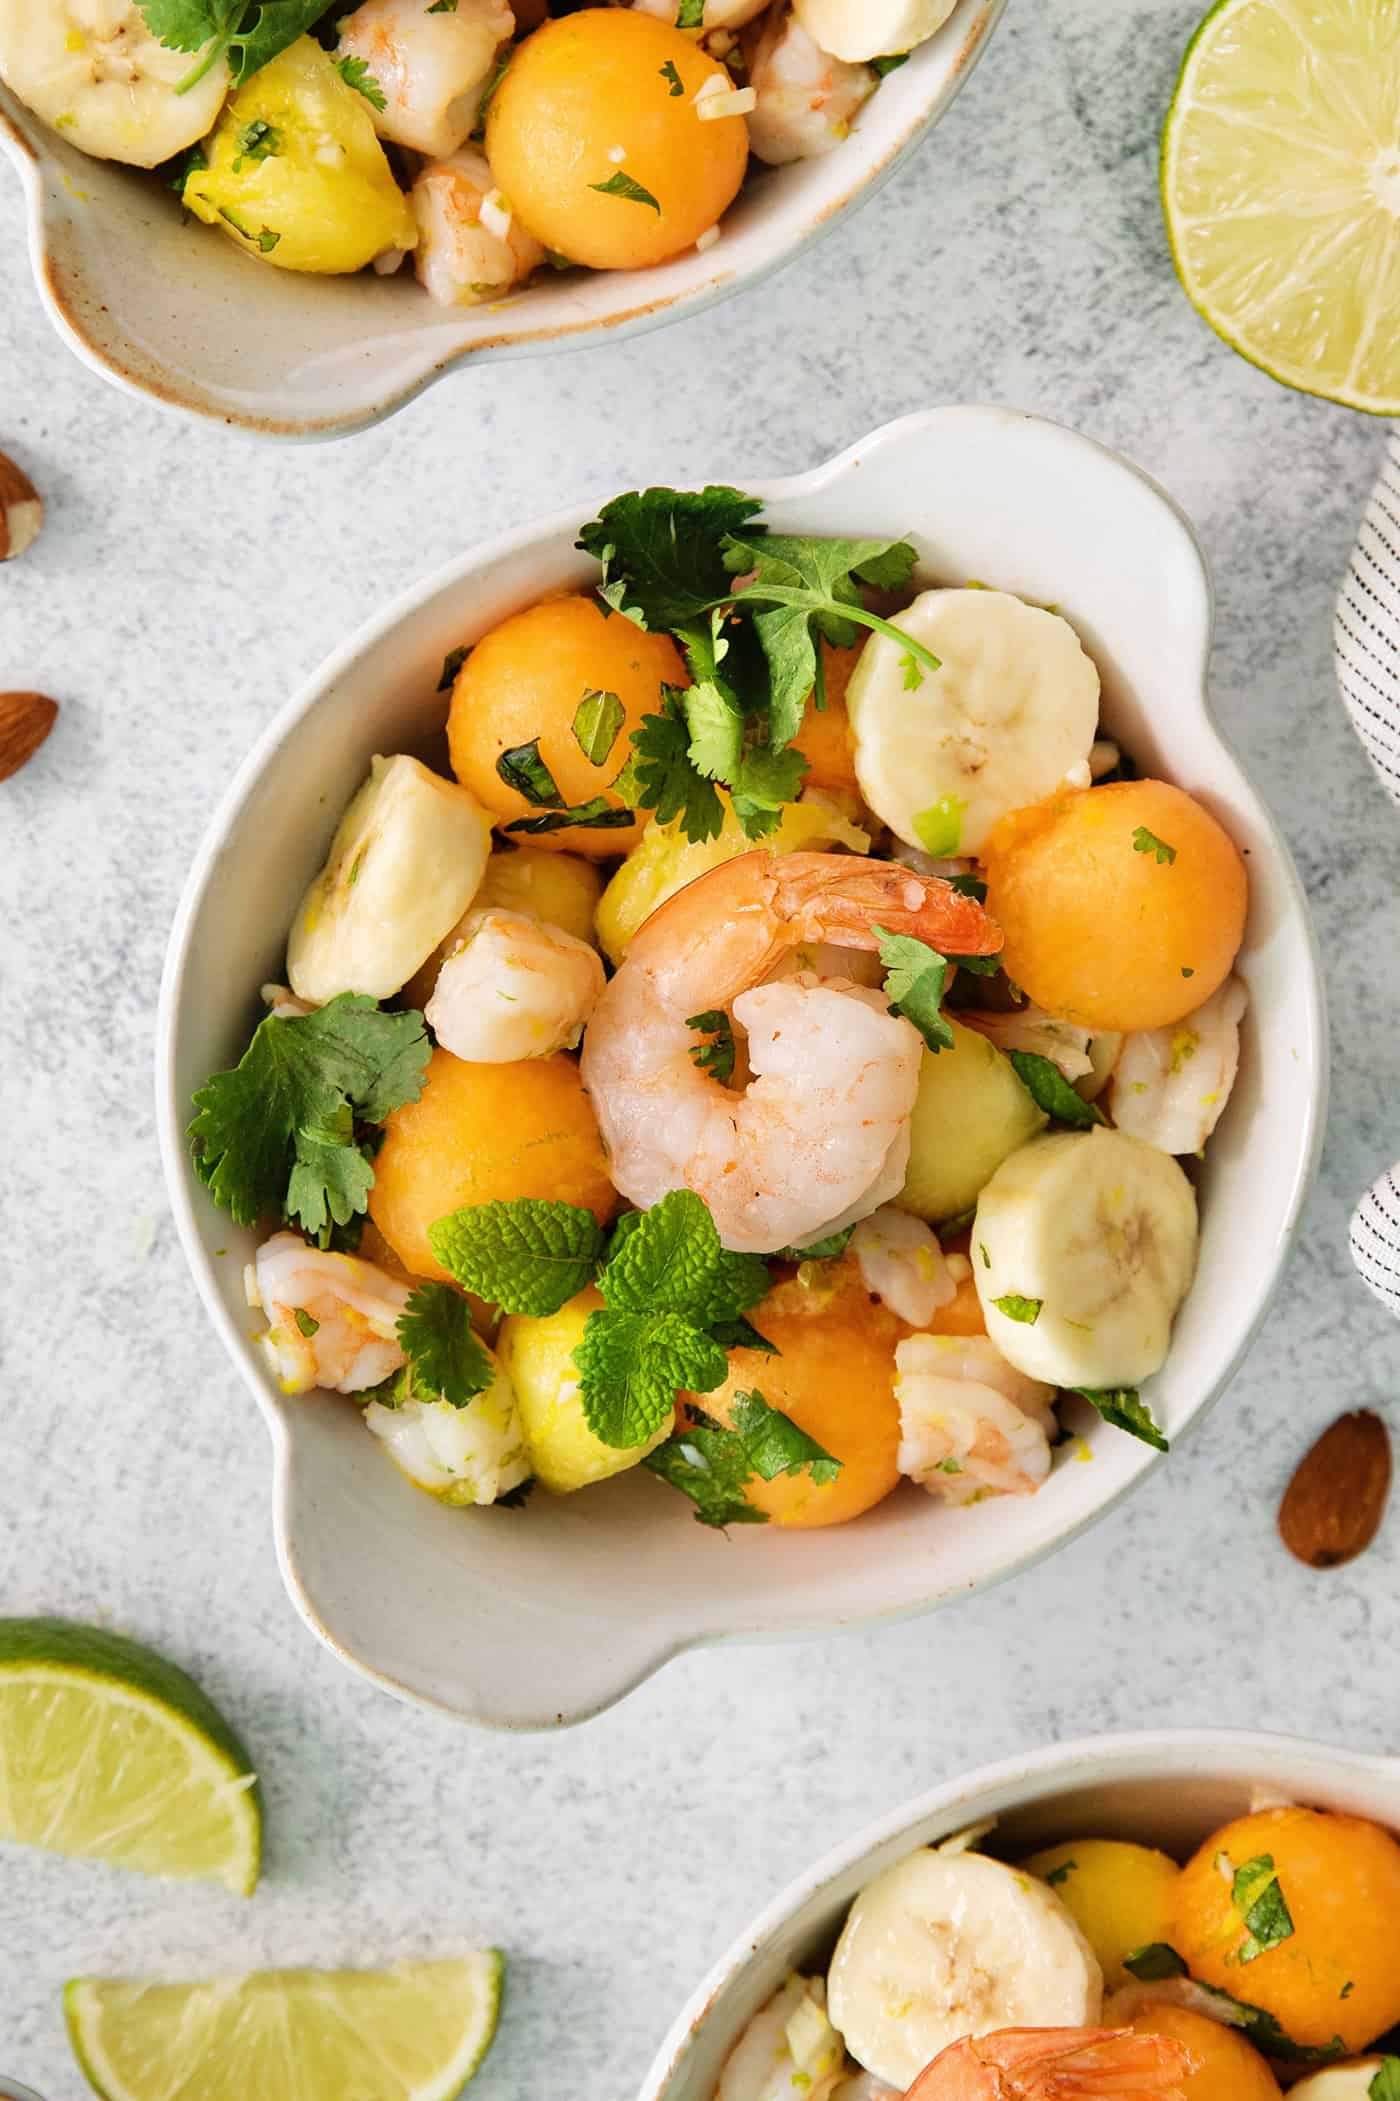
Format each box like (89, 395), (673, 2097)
(0, 1), (961, 302)
(189, 481), (1249, 1528)
(717, 1803), (1400, 2101)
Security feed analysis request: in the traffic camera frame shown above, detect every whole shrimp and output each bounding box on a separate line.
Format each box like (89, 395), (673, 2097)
(905, 2027), (1193, 2101)
(336, 0), (513, 159)
(746, 6), (877, 166)
(895, 1334), (1056, 1505)
(579, 851), (999, 1254)
(1109, 978), (1247, 1157)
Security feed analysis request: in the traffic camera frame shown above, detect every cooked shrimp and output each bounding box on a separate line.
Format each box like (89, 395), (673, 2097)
(411, 147), (545, 307)
(895, 1334), (1056, 1505)
(718, 1975), (845, 2101)
(579, 850), (999, 1254)
(363, 1352), (529, 1507)
(960, 1006), (1096, 1082)
(905, 2027), (1193, 2101)
(260, 982), (315, 1020)
(336, 0), (513, 158)
(426, 907), (606, 1063)
(253, 1231), (410, 1396)
(1109, 978), (1247, 1157)
(851, 1207), (956, 1325)
(746, 7), (876, 166)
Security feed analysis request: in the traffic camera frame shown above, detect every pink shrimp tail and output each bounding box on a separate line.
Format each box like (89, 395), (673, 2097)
(763, 852), (1003, 958)
(904, 2027), (1196, 2101)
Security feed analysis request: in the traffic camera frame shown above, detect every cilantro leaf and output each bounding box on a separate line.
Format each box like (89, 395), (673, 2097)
(503, 794), (635, 836)
(1232, 1855), (1294, 1962)
(1133, 825), (1177, 865)
(589, 170), (661, 213)
(660, 57), (685, 93)
(141, 0), (337, 91)
(729, 740), (809, 838)
(684, 679), (745, 783)
(573, 689), (625, 767)
(334, 53), (386, 107)
(428, 1199), (605, 1315)
(1072, 1385), (1170, 1453)
(1370, 2063), (1400, 2101)
(993, 1294), (1042, 1325)
(396, 1283), (493, 1409)
(438, 645), (469, 691)
(623, 693), (724, 844)
(138, 0), (236, 58)
(1008, 1050), (1105, 1129)
(875, 927), (954, 1054)
(189, 994), (429, 1242)
(644, 1390), (840, 1526)
(1160, 1983), (1340, 2066)
(576, 1307), (728, 1448)
(598, 1189), (767, 1326)
(1123, 1943), (1188, 1981)
(687, 1009), (736, 1084)
(576, 486), (763, 634)
(498, 738), (563, 807)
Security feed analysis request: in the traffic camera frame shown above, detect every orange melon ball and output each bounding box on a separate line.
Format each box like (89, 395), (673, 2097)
(485, 12), (750, 271)
(369, 1047), (618, 1282)
(686, 1259), (902, 1527)
(1123, 2006), (1279, 2101)
(448, 595), (685, 857)
(983, 780), (1247, 1031)
(793, 644), (862, 793)
(1173, 1807), (1400, 2053)
(929, 1260), (986, 1337)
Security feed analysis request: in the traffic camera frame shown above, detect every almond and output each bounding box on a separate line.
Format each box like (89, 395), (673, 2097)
(0, 692), (58, 782)
(1279, 1408), (1391, 1568)
(0, 452), (42, 562)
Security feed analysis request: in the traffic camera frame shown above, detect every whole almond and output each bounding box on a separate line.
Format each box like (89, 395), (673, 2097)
(0, 692), (58, 782)
(0, 452), (42, 562)
(1279, 1408), (1391, 1568)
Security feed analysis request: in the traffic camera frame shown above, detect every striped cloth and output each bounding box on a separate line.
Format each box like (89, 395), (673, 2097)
(1338, 434), (1400, 1316)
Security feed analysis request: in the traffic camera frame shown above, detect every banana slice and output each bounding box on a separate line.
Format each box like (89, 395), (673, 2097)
(845, 589), (1100, 857)
(1287, 2066), (1391, 2100)
(793, 0), (958, 62)
(287, 754), (492, 1006)
(0, 0), (230, 168)
(827, 1849), (1102, 2088)
(973, 1128), (1198, 1389)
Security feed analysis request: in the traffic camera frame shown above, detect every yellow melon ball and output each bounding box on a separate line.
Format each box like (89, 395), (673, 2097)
(1021, 1839), (1180, 1992)
(448, 595), (684, 857)
(1173, 1807), (1400, 2053)
(369, 1048), (618, 1283)
(499, 1288), (672, 1493)
(485, 12), (750, 270)
(983, 780), (1247, 1033)
(1123, 2005), (1281, 2101)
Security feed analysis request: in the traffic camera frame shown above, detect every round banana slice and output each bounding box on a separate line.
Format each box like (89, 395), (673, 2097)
(287, 754), (493, 1006)
(793, 0), (958, 63)
(845, 589), (1100, 857)
(0, 0), (230, 168)
(1287, 2065), (1391, 2100)
(826, 1849), (1102, 2089)
(973, 1128), (1199, 1389)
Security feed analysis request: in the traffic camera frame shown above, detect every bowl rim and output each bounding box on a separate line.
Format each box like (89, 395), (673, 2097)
(0, 0), (1005, 440)
(155, 406), (1329, 1727)
(637, 1724), (1398, 2101)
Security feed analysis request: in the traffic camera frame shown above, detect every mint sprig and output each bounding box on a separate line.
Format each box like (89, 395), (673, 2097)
(429, 1200), (605, 1316)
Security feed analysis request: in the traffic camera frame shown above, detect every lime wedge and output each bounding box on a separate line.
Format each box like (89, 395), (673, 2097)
(0, 1618), (260, 1896)
(1162, 0), (1400, 413)
(65, 1953), (504, 2101)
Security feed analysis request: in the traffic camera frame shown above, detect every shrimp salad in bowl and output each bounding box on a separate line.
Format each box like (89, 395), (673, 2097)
(0, 0), (959, 306)
(184, 475), (1254, 1538)
(715, 1798), (1400, 2101)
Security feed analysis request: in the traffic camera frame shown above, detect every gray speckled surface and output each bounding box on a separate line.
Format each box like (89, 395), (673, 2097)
(3, 0), (1400, 2092)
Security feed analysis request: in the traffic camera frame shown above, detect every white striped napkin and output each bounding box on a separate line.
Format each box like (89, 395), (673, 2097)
(1338, 432), (1400, 1317)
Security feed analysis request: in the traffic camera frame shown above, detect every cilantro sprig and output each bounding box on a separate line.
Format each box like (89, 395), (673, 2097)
(645, 1393), (840, 1529)
(138, 0), (331, 93)
(875, 928), (955, 1053)
(378, 1283), (494, 1410)
(189, 994), (429, 1245)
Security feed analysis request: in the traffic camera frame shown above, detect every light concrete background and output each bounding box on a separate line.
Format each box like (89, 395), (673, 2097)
(3, 0), (1400, 2092)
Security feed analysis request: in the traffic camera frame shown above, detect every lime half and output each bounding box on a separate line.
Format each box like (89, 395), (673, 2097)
(1162, 0), (1400, 413)
(0, 1618), (260, 1896)
(66, 1953), (504, 2101)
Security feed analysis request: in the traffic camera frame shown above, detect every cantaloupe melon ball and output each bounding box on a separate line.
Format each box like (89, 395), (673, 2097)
(793, 643), (862, 794)
(1122, 2004), (1281, 2101)
(485, 12), (750, 271)
(448, 595), (685, 856)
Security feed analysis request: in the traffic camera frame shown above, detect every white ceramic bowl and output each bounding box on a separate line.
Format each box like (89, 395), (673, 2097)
(640, 1728), (1400, 2101)
(156, 407), (1326, 1730)
(0, 4), (1001, 439)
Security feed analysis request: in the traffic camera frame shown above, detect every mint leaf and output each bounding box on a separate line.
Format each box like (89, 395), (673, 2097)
(875, 927), (954, 1054)
(1370, 2063), (1400, 2101)
(498, 738), (563, 807)
(232, 117), (278, 167)
(428, 1199), (605, 1315)
(1008, 1050), (1105, 1129)
(993, 1294), (1042, 1325)
(676, 0), (704, 24)
(1133, 825), (1177, 865)
(396, 1283), (493, 1409)
(1232, 1855), (1294, 1962)
(729, 1390), (839, 1483)
(1044, 1860), (1076, 1887)
(503, 794), (635, 836)
(709, 1314), (779, 1354)
(576, 1307), (727, 1448)
(573, 689), (625, 767)
(589, 170), (660, 212)
(624, 692), (724, 844)
(1160, 1981), (1340, 2066)
(576, 486), (763, 634)
(644, 1390), (839, 1526)
(438, 645), (468, 691)
(1123, 1943), (1188, 1981)
(599, 1189), (768, 1325)
(687, 1009), (736, 1084)
(189, 994), (429, 1243)
(1072, 1385), (1169, 1454)
(334, 52), (386, 106)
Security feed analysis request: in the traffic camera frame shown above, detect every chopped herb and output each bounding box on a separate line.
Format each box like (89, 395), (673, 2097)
(710, 1315), (779, 1355)
(687, 1009), (736, 1084)
(232, 118), (279, 169)
(978, 1243), (990, 1268)
(872, 53), (909, 74)
(936, 1457), (964, 1475)
(1182, 966), (1195, 978)
(138, 0), (337, 94)
(993, 1294), (1042, 1325)
(167, 141), (207, 195)
(1341, 1982), (1354, 2000)
(335, 53), (387, 107)
(496, 1476), (536, 1508)
(589, 171), (661, 213)
(1133, 825), (1177, 865)
(1008, 1049), (1105, 1129)
(676, 0), (704, 24)
(912, 795), (966, 857)
(1370, 2062), (1400, 2101)
(572, 688), (626, 767)
(427, 0), (458, 10)
(1123, 1943), (1188, 1982)
(660, 57), (685, 94)
(503, 793), (635, 836)
(1231, 1854), (1294, 1962)
(472, 49), (510, 134)
(255, 226), (280, 252)
(948, 871), (989, 903)
(497, 737), (564, 807)
(875, 927), (954, 1054)
(900, 649), (925, 690)
(293, 1307), (319, 1337)
(1071, 1385), (1169, 1453)
(437, 644), (468, 691)
(1044, 1860), (1076, 1887)
(644, 1389), (839, 1528)
(775, 1225), (856, 1263)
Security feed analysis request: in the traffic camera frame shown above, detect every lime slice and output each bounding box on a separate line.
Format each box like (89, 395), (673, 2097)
(1162, 0), (1400, 413)
(0, 1618), (260, 1896)
(65, 1953), (504, 2101)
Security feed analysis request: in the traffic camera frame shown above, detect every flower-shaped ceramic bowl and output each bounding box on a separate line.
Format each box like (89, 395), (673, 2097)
(156, 407), (1326, 1729)
(0, 2), (1002, 439)
(639, 1729), (1400, 2101)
